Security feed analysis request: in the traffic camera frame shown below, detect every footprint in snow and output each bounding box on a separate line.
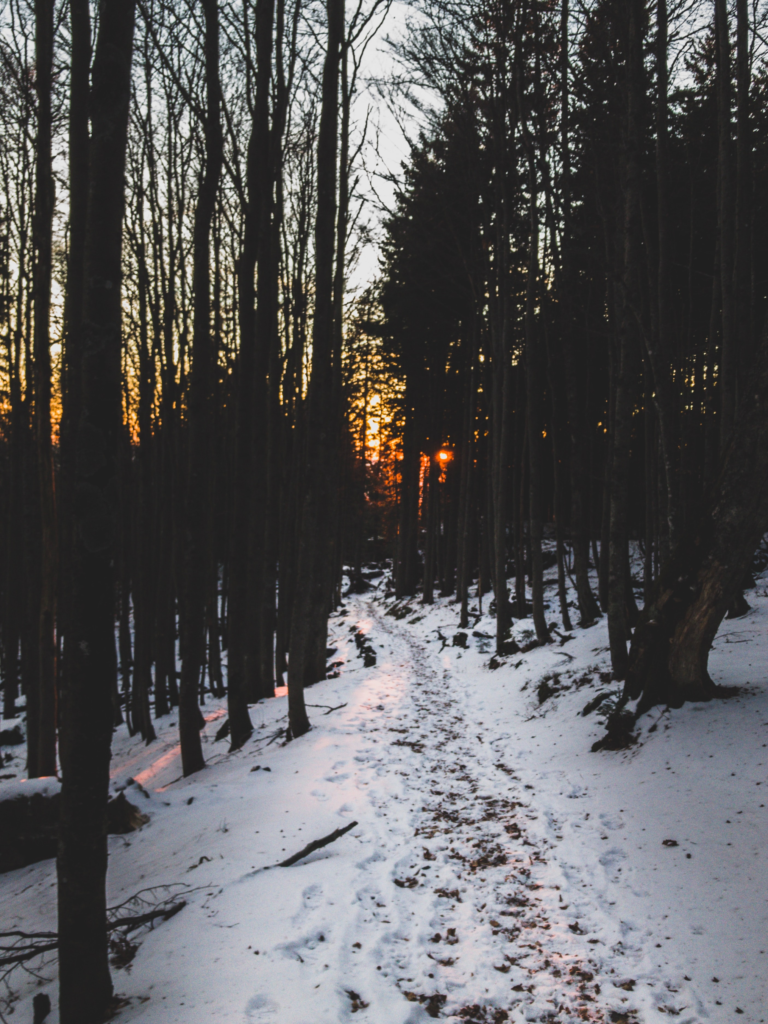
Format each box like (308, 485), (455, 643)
(598, 812), (624, 830)
(302, 883), (323, 909)
(245, 994), (279, 1019)
(598, 845), (627, 870)
(355, 851), (388, 874)
(275, 931), (329, 960)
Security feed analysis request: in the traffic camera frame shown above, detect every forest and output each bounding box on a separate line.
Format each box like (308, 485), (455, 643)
(1, 0), (768, 1020)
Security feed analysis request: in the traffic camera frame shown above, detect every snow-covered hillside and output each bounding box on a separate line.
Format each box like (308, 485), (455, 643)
(1, 572), (767, 1023)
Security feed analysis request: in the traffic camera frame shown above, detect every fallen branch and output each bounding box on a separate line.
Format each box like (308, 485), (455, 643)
(107, 900), (186, 934)
(0, 941), (58, 969)
(277, 821), (358, 867)
(305, 703), (348, 715)
(265, 727), (286, 747)
(0, 890), (188, 968)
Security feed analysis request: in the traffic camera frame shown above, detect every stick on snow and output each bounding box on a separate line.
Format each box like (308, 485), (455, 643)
(277, 820), (358, 867)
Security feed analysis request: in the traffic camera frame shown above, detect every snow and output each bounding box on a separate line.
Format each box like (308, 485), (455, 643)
(1, 564), (767, 1023)
(0, 776), (61, 804)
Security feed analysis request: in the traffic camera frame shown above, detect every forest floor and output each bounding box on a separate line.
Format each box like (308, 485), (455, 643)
(1, 566), (768, 1023)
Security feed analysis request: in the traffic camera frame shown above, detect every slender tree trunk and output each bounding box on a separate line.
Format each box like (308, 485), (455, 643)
(244, 0), (277, 703)
(132, 220), (155, 738)
(733, 0), (752, 382)
(288, 0), (343, 737)
(646, 0), (680, 545)
(543, 317), (573, 634)
(422, 454), (438, 604)
(643, 365), (656, 602)
(715, 0), (736, 447)
(561, 0), (599, 626)
(396, 388), (420, 598)
(490, 307), (511, 650)
(525, 155), (548, 645)
(607, 0), (643, 679)
(513, 369), (527, 618)
(457, 327), (477, 628)
(57, 2), (136, 1020)
(32, 0), (57, 778)
(179, 0), (223, 776)
(2, 380), (22, 719)
(58, 0), (90, 749)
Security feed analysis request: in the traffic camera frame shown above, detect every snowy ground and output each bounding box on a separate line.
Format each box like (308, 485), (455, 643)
(1, 566), (767, 1023)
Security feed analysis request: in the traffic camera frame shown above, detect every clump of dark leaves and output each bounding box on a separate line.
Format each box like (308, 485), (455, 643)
(350, 625), (376, 667)
(591, 703), (637, 752)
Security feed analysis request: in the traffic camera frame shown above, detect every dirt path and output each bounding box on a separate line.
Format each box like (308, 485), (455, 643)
(327, 600), (612, 1023)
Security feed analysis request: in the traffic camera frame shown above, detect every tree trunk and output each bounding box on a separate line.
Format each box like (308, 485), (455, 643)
(645, 0), (680, 545)
(559, 0), (598, 628)
(733, 0), (752, 384)
(626, 318), (768, 711)
(525, 155), (548, 645)
(457, 328), (477, 628)
(179, 0), (223, 776)
(715, 0), (736, 447)
(607, 0), (643, 679)
(422, 454), (438, 605)
(57, 1), (135, 1020)
(32, 0), (57, 778)
(57, 0), (90, 752)
(396, 388), (420, 598)
(288, 0), (343, 738)
(132, 217), (156, 737)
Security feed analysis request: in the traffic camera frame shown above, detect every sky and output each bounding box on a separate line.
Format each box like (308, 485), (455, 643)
(347, 0), (422, 294)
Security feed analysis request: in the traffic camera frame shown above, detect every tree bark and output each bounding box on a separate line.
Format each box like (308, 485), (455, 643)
(179, 0), (223, 777)
(288, 0), (343, 737)
(58, 0), (90, 744)
(715, 0), (736, 447)
(422, 453), (438, 605)
(645, 0), (680, 545)
(396, 386), (420, 598)
(57, 2), (135, 1019)
(626, 318), (768, 711)
(733, 0), (752, 382)
(32, 0), (57, 778)
(560, 0), (599, 626)
(607, 0), (643, 679)
(525, 154), (548, 645)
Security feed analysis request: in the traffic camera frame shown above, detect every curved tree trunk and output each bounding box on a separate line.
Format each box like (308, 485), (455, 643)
(626, 319), (768, 712)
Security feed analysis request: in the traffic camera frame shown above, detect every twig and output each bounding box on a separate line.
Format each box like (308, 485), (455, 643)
(107, 900), (186, 934)
(0, 891), (188, 969)
(0, 942), (58, 969)
(277, 821), (358, 867)
(305, 703), (348, 715)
